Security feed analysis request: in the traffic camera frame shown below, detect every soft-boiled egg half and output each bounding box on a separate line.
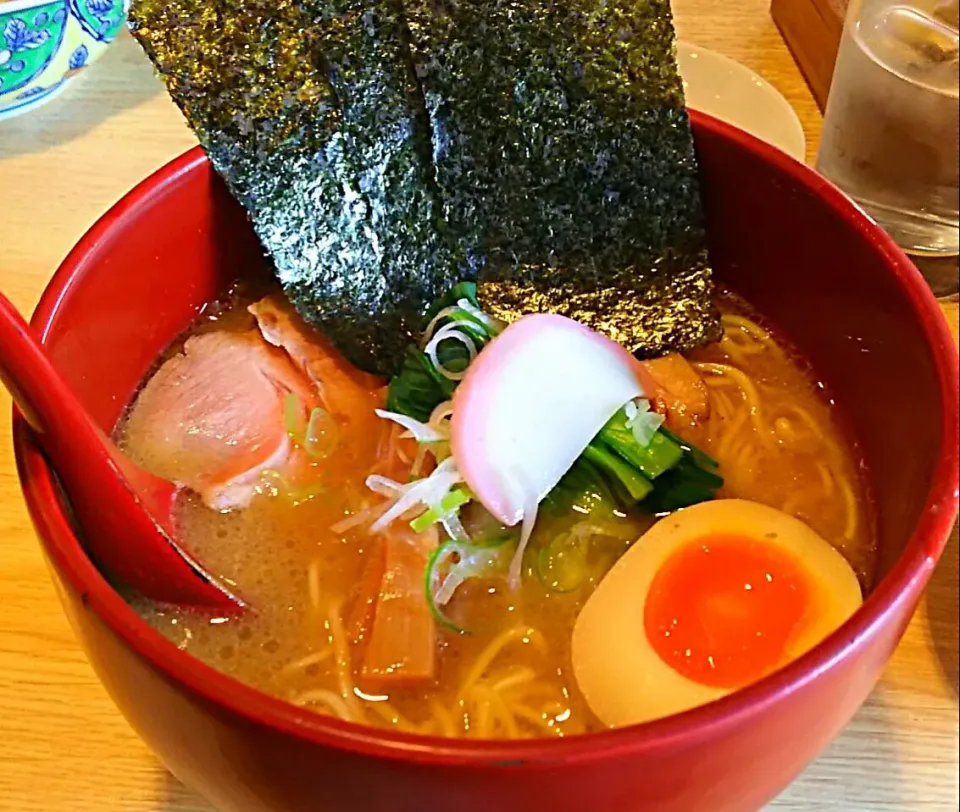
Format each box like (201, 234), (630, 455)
(571, 499), (862, 727)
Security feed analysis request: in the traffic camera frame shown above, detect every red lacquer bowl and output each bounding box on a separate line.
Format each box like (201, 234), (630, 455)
(13, 112), (959, 812)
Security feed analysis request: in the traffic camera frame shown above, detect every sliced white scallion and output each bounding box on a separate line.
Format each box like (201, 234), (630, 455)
(420, 306), (464, 348)
(375, 401), (454, 478)
(426, 538), (514, 633)
(507, 478), (540, 592)
(374, 409), (446, 443)
(370, 457), (463, 533)
(421, 299), (499, 352)
(438, 505), (471, 544)
(456, 298), (498, 332)
(365, 474), (405, 498)
(410, 488), (471, 533)
(424, 323), (478, 382)
(428, 400), (454, 428)
(410, 444), (431, 478)
(623, 398), (665, 448)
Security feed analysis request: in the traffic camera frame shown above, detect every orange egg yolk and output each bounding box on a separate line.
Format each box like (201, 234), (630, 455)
(643, 533), (816, 689)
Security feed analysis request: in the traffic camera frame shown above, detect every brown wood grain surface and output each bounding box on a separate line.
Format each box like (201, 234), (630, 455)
(0, 3), (957, 810)
(771, 0), (848, 109)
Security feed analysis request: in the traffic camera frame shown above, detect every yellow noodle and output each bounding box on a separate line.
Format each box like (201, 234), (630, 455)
(701, 372), (727, 388)
(816, 459), (857, 541)
(290, 689), (355, 721)
(490, 666), (536, 694)
(281, 648), (333, 675)
(773, 416), (796, 443)
(718, 337), (747, 364)
(471, 692), (493, 739)
(816, 462), (834, 494)
(722, 314), (774, 346)
(462, 686), (506, 739)
(459, 627), (546, 694)
(839, 475), (858, 542)
(787, 404), (845, 464)
(788, 403), (823, 434)
(366, 701), (416, 732)
(307, 558), (322, 611)
(481, 685), (521, 739)
(706, 389), (737, 446)
(735, 447), (756, 477)
(507, 684), (567, 707)
(429, 697), (458, 738)
(512, 706), (559, 736)
(710, 388), (736, 420)
(715, 405), (751, 462)
(718, 329), (766, 364)
(327, 602), (363, 718)
(805, 447), (858, 538)
(696, 362), (768, 437)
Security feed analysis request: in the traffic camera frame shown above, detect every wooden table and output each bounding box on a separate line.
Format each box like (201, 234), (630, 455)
(0, 4), (957, 810)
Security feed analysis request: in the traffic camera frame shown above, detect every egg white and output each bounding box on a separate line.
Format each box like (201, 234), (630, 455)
(571, 499), (863, 728)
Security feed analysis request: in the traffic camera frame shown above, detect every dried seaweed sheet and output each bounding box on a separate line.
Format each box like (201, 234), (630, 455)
(131, 0), (719, 375)
(402, 0), (718, 356)
(130, 1), (454, 375)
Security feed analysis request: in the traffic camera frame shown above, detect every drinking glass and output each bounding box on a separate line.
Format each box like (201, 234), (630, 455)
(816, 0), (959, 257)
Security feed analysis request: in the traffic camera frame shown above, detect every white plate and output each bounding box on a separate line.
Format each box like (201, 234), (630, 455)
(676, 42), (807, 162)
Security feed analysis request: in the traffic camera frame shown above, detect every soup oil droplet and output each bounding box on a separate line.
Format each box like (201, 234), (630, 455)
(643, 534), (816, 689)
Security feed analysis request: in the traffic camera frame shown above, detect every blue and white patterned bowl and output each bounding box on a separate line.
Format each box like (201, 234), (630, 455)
(0, 0), (128, 121)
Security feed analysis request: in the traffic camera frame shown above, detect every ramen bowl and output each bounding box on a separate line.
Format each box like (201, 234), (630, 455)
(13, 111), (959, 812)
(0, 0), (128, 120)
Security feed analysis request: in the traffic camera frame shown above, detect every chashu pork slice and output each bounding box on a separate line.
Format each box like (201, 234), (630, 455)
(123, 329), (317, 511)
(249, 295), (384, 424)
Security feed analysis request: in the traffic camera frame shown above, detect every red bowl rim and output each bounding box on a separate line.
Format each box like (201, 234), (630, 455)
(13, 111), (960, 768)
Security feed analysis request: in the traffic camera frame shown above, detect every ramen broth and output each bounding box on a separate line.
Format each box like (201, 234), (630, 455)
(122, 289), (874, 739)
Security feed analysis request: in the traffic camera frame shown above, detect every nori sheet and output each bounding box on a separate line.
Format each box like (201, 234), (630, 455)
(129, 1), (456, 375)
(402, 0), (718, 356)
(130, 0), (720, 375)
(307, 2), (463, 369)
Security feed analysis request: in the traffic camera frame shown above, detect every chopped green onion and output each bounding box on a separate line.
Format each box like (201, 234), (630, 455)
(410, 488), (472, 533)
(425, 542), (467, 633)
(259, 469), (325, 504)
(424, 538), (513, 634)
(304, 407), (339, 459)
(259, 468), (291, 496)
(284, 393), (307, 441)
(537, 531), (589, 593)
(290, 482), (326, 505)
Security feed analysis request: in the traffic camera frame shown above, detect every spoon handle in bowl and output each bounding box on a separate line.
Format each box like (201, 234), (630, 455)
(0, 291), (243, 611)
(0, 294), (63, 435)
